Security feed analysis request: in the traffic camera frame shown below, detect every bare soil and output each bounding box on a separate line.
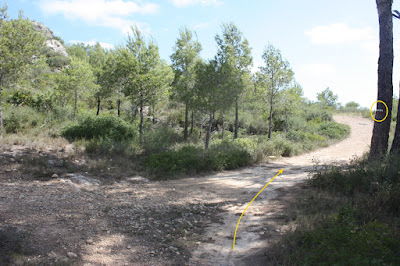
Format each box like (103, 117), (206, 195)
(0, 115), (373, 265)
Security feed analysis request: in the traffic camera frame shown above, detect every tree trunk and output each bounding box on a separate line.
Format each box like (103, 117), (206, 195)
(222, 113), (225, 139)
(184, 103), (189, 141)
(139, 93), (144, 143)
(0, 78), (2, 137)
(190, 111), (194, 135)
(285, 110), (288, 133)
(268, 92), (274, 139)
(205, 113), (214, 150)
(117, 99), (121, 117)
(152, 106), (156, 124)
(199, 121), (203, 139)
(73, 89), (78, 120)
(370, 0), (394, 159)
(132, 104), (137, 120)
(390, 81), (400, 154)
(96, 96), (101, 116)
(234, 98), (239, 139)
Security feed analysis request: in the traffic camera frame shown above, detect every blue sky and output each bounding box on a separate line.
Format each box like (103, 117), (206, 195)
(5, 0), (400, 108)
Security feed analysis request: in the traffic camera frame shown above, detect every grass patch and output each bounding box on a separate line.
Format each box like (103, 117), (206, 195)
(61, 115), (137, 142)
(269, 154), (400, 265)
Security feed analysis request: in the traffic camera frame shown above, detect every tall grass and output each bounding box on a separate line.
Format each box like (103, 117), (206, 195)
(270, 155), (400, 265)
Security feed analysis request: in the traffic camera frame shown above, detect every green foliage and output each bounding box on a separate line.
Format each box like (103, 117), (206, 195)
(208, 139), (252, 170)
(0, 15), (45, 82)
(6, 90), (34, 106)
(84, 138), (136, 156)
(61, 115), (136, 142)
(142, 126), (182, 154)
(317, 87), (339, 109)
(0, 13), (46, 136)
(3, 106), (44, 133)
(287, 206), (400, 265)
(310, 155), (400, 204)
(317, 122), (350, 139)
(145, 140), (252, 177)
(305, 104), (333, 122)
(145, 146), (204, 176)
(41, 47), (70, 68)
(278, 155), (400, 265)
(66, 43), (89, 61)
(345, 101), (360, 108)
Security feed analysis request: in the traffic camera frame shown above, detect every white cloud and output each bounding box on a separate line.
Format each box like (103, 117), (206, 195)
(39, 0), (158, 33)
(194, 22), (210, 30)
(305, 23), (373, 45)
(170, 0), (222, 8)
(68, 40), (115, 50)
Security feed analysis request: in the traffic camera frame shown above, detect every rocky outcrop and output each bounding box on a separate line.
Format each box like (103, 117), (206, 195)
(45, 39), (68, 57)
(32, 21), (68, 57)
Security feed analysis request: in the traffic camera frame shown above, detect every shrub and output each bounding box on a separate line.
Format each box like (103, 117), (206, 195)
(61, 115), (136, 142)
(145, 146), (205, 176)
(317, 121), (350, 139)
(84, 138), (136, 156)
(49, 105), (74, 122)
(287, 206), (400, 265)
(260, 134), (300, 157)
(142, 126), (182, 154)
(309, 155), (400, 213)
(305, 105), (333, 122)
(208, 140), (252, 170)
(3, 106), (44, 133)
(145, 141), (252, 177)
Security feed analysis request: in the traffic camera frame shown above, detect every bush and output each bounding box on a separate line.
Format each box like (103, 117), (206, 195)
(305, 105), (333, 122)
(208, 140), (252, 170)
(145, 146), (205, 176)
(49, 105), (74, 122)
(317, 121), (350, 139)
(61, 115), (136, 142)
(142, 126), (182, 154)
(287, 206), (400, 265)
(145, 141), (252, 177)
(84, 138), (136, 156)
(309, 155), (400, 213)
(3, 106), (44, 133)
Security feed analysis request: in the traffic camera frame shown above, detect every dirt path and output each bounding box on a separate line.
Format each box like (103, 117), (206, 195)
(186, 115), (373, 265)
(0, 115), (373, 265)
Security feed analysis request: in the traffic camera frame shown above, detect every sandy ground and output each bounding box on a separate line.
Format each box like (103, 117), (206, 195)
(0, 115), (373, 265)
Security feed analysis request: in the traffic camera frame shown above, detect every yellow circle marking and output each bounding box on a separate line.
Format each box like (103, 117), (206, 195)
(370, 100), (388, 122)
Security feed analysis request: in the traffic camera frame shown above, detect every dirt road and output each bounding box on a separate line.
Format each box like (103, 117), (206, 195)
(0, 115), (373, 265)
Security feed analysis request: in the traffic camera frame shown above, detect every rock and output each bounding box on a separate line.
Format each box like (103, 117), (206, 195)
(31, 21), (69, 57)
(67, 252), (78, 258)
(86, 239), (94, 245)
(32, 21), (53, 38)
(127, 245), (132, 249)
(127, 176), (150, 183)
(10, 158), (15, 162)
(51, 174), (59, 178)
(69, 174), (101, 186)
(45, 39), (68, 57)
(48, 251), (57, 258)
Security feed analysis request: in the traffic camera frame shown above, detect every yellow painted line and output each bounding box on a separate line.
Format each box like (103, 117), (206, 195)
(232, 169), (283, 250)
